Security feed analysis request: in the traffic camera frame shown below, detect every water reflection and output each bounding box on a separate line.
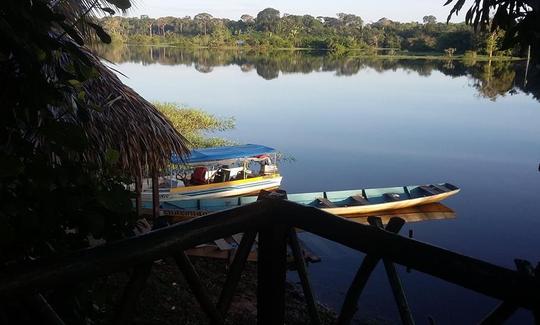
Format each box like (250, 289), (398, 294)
(94, 45), (539, 101)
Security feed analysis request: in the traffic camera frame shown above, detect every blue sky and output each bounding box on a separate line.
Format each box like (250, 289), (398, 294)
(126, 0), (464, 23)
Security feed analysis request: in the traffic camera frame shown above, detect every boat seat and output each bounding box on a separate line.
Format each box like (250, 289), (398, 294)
(419, 185), (440, 195)
(191, 166), (208, 185)
(315, 197), (336, 208)
(349, 195), (369, 206)
(383, 193), (401, 201)
(432, 184), (449, 193)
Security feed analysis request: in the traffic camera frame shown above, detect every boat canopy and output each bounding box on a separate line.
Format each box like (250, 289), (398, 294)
(171, 144), (276, 165)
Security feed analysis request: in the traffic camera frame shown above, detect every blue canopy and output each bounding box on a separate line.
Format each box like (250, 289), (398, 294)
(171, 144), (275, 164)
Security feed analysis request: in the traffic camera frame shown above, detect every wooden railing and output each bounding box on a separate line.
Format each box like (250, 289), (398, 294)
(0, 191), (539, 324)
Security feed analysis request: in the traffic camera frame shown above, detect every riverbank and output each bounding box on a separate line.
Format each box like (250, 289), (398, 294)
(91, 256), (337, 324)
(110, 41), (524, 62)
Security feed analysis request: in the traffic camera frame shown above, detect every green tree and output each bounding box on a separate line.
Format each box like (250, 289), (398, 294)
(194, 13), (213, 35)
(445, 0), (538, 56)
(1, 0), (136, 264)
(423, 15), (437, 24)
(256, 8), (281, 33)
(485, 29), (503, 58)
(155, 103), (235, 148)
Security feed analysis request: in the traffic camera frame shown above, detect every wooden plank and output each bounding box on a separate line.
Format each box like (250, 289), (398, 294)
(349, 195), (369, 206)
(214, 239), (232, 251)
(232, 233), (244, 245)
(315, 197), (336, 208)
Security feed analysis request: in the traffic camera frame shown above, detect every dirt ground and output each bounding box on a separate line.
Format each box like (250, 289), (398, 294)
(90, 256), (337, 324)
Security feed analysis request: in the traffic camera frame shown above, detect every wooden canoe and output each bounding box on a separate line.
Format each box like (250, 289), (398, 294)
(145, 183), (460, 220)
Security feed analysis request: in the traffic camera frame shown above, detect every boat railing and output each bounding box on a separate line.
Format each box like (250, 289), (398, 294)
(0, 191), (539, 324)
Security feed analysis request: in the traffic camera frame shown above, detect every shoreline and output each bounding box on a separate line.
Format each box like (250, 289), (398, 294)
(109, 42), (525, 61)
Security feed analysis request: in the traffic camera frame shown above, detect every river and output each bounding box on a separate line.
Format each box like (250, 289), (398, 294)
(99, 45), (540, 324)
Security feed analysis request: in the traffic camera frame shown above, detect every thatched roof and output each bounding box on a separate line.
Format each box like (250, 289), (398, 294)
(44, 0), (189, 175)
(64, 46), (190, 176)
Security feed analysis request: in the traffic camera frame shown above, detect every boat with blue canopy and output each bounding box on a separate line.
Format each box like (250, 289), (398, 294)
(142, 144), (282, 201)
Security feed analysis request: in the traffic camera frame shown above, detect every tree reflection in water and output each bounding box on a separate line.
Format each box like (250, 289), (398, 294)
(94, 45), (539, 101)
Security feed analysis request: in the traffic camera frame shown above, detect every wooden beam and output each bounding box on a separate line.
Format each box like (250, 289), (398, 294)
(2, 199), (540, 314)
(217, 231), (257, 316)
(337, 254), (379, 325)
(26, 294), (66, 325)
(480, 259), (537, 324)
(368, 217), (414, 325)
(0, 201), (272, 297)
(174, 252), (223, 324)
(114, 263), (152, 325)
(278, 200), (540, 310)
(289, 228), (321, 325)
(337, 217), (404, 325)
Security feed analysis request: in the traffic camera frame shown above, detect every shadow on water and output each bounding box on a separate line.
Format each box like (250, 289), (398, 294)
(94, 44), (540, 102)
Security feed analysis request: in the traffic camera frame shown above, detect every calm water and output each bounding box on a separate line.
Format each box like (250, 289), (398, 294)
(101, 46), (540, 324)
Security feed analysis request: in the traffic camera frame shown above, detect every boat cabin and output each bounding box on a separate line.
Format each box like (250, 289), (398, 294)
(142, 144), (283, 201)
(171, 154), (278, 187)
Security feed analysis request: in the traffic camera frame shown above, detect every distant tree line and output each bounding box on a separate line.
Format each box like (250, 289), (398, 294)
(99, 8), (520, 56)
(94, 45), (532, 101)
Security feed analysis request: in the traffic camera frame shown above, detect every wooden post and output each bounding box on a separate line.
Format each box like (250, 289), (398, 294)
(114, 263), (153, 325)
(369, 218), (414, 325)
(525, 45), (531, 87)
(135, 168), (143, 217)
(174, 252), (223, 324)
(217, 231), (257, 316)
(289, 228), (321, 325)
(337, 251), (381, 325)
(256, 190), (289, 325)
(257, 223), (288, 325)
(151, 169), (159, 219)
(337, 217), (405, 325)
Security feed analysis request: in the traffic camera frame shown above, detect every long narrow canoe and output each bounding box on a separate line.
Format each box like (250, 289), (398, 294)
(145, 183), (460, 220)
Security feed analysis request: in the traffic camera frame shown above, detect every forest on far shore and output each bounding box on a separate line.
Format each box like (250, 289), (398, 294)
(99, 8), (522, 58)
